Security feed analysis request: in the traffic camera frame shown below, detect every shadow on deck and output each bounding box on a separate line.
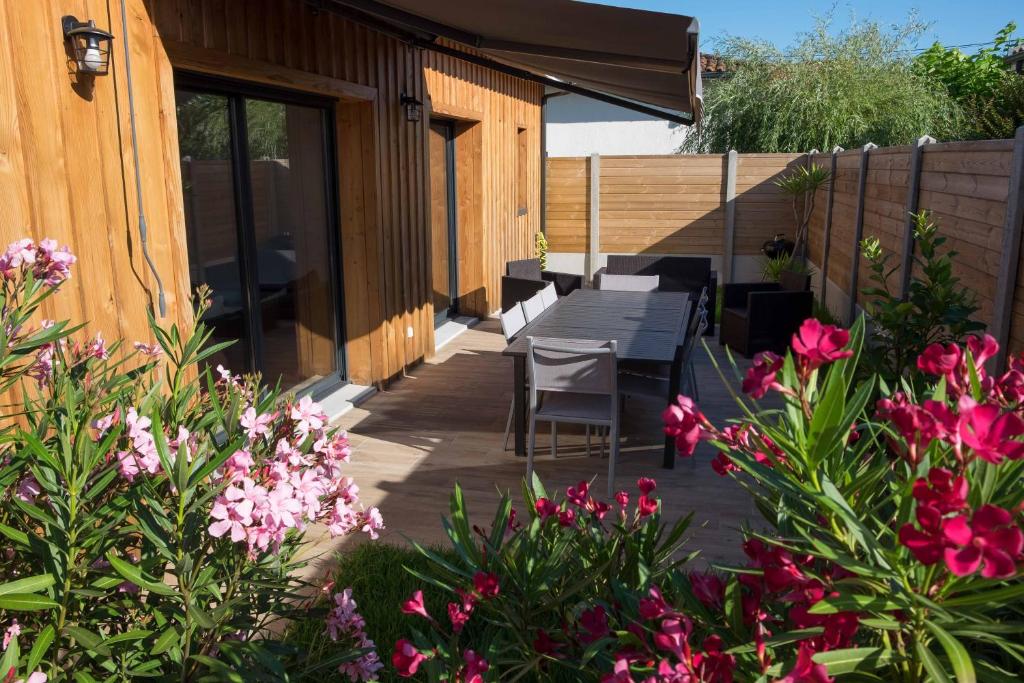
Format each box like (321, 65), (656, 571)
(302, 319), (761, 576)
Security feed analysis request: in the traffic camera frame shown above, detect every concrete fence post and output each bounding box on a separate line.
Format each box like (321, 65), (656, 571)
(586, 152), (600, 284)
(992, 126), (1024, 371)
(722, 150), (738, 284)
(847, 142), (877, 325)
(820, 146), (842, 310)
(899, 135), (936, 300)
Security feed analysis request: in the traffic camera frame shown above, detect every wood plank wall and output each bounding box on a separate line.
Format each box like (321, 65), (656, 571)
(0, 0), (540, 388)
(545, 154), (798, 256)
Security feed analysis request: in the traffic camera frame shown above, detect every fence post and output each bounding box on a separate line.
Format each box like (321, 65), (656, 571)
(847, 142), (877, 325)
(586, 152), (600, 284)
(722, 150), (738, 284)
(899, 135), (936, 299)
(820, 146), (842, 310)
(992, 126), (1024, 371)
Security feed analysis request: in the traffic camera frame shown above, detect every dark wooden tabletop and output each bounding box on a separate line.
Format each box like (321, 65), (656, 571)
(502, 289), (691, 362)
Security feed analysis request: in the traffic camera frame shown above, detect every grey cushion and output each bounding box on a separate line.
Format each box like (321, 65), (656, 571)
(537, 392), (612, 421)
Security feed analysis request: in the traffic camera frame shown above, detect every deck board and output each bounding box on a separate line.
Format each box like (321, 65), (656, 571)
(301, 319), (762, 578)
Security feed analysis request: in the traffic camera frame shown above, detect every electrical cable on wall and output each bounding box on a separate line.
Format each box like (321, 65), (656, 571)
(118, 0), (167, 317)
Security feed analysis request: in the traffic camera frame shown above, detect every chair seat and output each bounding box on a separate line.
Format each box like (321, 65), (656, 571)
(536, 392), (612, 422)
(618, 372), (670, 399)
(721, 306), (749, 322)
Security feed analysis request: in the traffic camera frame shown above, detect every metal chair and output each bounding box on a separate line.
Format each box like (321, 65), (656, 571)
(618, 309), (708, 401)
(522, 291), (546, 323)
(527, 337), (620, 497)
(500, 306), (528, 450)
(539, 281), (558, 309)
(595, 273), (660, 292)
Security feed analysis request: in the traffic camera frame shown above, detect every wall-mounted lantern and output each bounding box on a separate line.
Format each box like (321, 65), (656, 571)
(62, 16), (114, 75)
(400, 93), (423, 122)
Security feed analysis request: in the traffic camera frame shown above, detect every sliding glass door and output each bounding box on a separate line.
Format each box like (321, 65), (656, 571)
(175, 74), (345, 393)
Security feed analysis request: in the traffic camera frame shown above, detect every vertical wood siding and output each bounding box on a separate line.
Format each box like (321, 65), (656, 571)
(0, 0), (541, 387)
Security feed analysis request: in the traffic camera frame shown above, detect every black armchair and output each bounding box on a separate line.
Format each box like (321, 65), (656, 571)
(596, 255), (718, 335)
(719, 270), (812, 357)
(501, 258), (582, 312)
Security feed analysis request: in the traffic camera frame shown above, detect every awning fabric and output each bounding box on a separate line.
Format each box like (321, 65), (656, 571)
(323, 0), (702, 123)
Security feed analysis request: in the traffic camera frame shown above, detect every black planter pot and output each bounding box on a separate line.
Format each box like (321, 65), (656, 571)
(762, 234), (794, 260)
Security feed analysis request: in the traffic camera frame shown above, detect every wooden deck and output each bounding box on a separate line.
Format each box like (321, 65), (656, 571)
(302, 319), (760, 574)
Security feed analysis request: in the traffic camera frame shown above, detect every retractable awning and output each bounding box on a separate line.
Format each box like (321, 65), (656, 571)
(317, 0), (702, 125)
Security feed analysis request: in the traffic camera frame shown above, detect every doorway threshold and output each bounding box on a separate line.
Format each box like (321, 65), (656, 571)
(435, 315), (479, 352)
(319, 382), (377, 423)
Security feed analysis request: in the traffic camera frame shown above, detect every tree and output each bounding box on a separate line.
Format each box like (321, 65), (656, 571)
(682, 15), (962, 153)
(914, 22), (1023, 139)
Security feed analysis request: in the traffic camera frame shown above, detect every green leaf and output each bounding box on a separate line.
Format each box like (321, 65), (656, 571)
(64, 625), (111, 657)
(813, 647), (895, 675)
(808, 594), (904, 614)
(0, 573), (55, 596)
(150, 626), (179, 655)
(927, 621), (977, 683)
(106, 553), (176, 597)
(942, 583), (1024, 608)
(917, 638), (953, 683)
(26, 624), (54, 671)
(0, 593), (59, 611)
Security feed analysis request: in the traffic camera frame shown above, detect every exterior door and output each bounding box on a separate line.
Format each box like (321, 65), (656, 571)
(174, 73), (345, 394)
(429, 120), (458, 323)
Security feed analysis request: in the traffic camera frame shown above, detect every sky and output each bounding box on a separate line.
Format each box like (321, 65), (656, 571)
(589, 0), (1020, 55)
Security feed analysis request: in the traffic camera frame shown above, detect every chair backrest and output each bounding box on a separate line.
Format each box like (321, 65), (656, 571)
(522, 291), (547, 323)
(499, 304), (527, 342)
(681, 310), (708, 368)
(506, 258), (543, 281)
(527, 337), (617, 408)
(696, 286), (709, 310)
(540, 282), (558, 308)
(605, 255), (711, 293)
(780, 270), (811, 292)
(597, 274), (659, 292)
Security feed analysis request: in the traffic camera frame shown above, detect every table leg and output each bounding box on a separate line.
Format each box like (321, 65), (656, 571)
(514, 356), (526, 456)
(663, 349), (683, 469)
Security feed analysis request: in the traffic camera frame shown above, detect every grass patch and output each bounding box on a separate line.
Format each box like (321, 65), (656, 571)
(288, 542), (458, 682)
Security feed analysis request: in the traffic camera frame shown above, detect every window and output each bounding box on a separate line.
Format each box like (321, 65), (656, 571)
(516, 126), (528, 216)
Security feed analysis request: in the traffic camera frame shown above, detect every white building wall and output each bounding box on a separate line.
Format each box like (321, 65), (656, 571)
(544, 93), (688, 156)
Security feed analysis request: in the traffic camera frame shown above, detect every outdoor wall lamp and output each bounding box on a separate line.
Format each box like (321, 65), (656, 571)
(62, 16), (114, 75)
(400, 93), (423, 122)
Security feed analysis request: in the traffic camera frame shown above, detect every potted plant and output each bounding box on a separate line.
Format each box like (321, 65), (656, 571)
(775, 162), (831, 265)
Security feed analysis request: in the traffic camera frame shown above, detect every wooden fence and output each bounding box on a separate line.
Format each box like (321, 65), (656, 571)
(544, 126), (1024, 360)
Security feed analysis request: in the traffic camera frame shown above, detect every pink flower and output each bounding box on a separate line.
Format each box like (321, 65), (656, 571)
(448, 601), (471, 633)
(638, 585), (671, 620)
(775, 641), (832, 683)
(15, 476), (40, 504)
(637, 477), (656, 495)
(578, 605), (610, 644)
(943, 505), (1023, 579)
(240, 406), (273, 442)
(743, 351), (783, 398)
(791, 319), (852, 371)
(461, 650), (489, 683)
(653, 616), (692, 660)
(361, 506), (384, 540)
(638, 494), (658, 518)
(567, 481), (589, 507)
(290, 395), (326, 438)
(0, 238), (37, 274)
(400, 590), (430, 619)
(20, 674), (47, 683)
(208, 485), (255, 542)
(711, 452), (739, 476)
(899, 504), (947, 566)
(614, 491), (629, 510)
(967, 334), (999, 368)
(132, 341), (162, 357)
(911, 468), (968, 515)
(85, 332), (109, 360)
(662, 395), (709, 457)
(558, 508), (576, 527)
(690, 571), (725, 608)
(33, 239), (75, 286)
(535, 497), (559, 520)
(957, 403), (1024, 464)
(473, 572), (500, 599)
(3, 620), (20, 650)
(601, 659), (636, 683)
(693, 635), (736, 682)
(917, 343), (961, 376)
(392, 639), (427, 677)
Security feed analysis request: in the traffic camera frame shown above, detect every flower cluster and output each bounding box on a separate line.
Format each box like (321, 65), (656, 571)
(0, 238), (75, 286)
(324, 588), (383, 681)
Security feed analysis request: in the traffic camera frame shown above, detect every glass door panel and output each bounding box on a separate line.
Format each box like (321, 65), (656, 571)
(175, 89), (250, 374)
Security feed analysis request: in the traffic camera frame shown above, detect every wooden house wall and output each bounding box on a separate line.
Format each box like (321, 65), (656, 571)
(0, 0), (542, 388)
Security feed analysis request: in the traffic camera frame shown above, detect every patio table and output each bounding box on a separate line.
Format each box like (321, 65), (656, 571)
(502, 288), (692, 469)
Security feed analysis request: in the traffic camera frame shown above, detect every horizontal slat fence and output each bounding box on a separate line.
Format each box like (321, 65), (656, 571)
(547, 128), (1024, 362)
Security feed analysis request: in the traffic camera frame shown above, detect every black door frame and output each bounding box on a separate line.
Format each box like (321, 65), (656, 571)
(174, 70), (348, 394)
(431, 119), (459, 325)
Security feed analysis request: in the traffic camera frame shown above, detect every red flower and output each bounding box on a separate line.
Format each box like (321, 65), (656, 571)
(400, 590), (430, 619)
(558, 508), (576, 527)
(958, 403), (1024, 464)
(791, 319), (852, 371)
(917, 342), (961, 376)
(943, 504), (1024, 579)
(614, 491), (629, 510)
(448, 601), (471, 633)
(967, 334), (999, 368)
(690, 571), (725, 609)
(533, 629), (564, 656)
(601, 659), (637, 683)
(637, 477), (657, 495)
(461, 650), (489, 683)
(711, 452), (739, 476)
(578, 605), (610, 643)
(638, 494), (659, 518)
(775, 641), (832, 683)
(692, 635), (736, 683)
(586, 498), (612, 520)
(567, 481), (589, 507)
(911, 468), (968, 514)
(535, 497), (559, 520)
(392, 639), (428, 677)
(743, 351), (783, 399)
(662, 395), (709, 457)
(638, 585), (671, 620)
(473, 572), (500, 599)
(899, 504), (947, 566)
(653, 616), (692, 661)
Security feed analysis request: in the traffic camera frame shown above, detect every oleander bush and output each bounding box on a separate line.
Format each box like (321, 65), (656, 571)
(395, 316), (1023, 681)
(0, 238), (383, 681)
